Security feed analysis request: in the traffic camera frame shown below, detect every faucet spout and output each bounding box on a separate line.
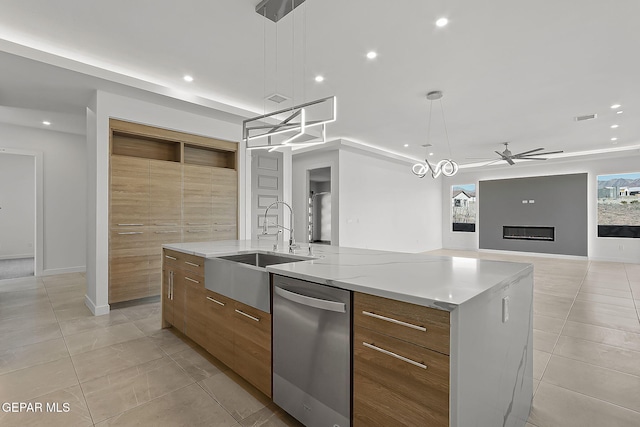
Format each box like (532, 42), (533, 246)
(263, 201), (295, 250)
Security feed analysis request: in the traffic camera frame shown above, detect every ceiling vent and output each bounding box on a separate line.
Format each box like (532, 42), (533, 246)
(266, 93), (289, 104)
(574, 113), (597, 122)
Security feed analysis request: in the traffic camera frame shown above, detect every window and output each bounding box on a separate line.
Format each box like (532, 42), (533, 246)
(452, 184), (476, 232)
(597, 172), (640, 238)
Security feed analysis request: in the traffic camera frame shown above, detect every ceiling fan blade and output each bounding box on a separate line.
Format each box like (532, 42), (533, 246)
(515, 147), (545, 156)
(494, 151), (507, 158)
(483, 159), (503, 166)
(506, 157), (515, 165)
(520, 157), (548, 160)
(524, 150), (563, 156)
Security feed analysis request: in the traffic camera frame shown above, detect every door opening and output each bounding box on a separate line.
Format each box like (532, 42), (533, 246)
(308, 167), (331, 245)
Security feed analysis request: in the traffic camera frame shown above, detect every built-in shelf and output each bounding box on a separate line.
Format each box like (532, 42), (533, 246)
(111, 132), (181, 162)
(184, 143), (236, 169)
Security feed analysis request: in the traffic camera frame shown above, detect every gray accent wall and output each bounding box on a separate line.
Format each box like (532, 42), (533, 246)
(479, 173), (587, 256)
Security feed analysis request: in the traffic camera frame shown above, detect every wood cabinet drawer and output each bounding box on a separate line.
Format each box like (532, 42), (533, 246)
(354, 292), (450, 355)
(233, 301), (272, 397)
(181, 253), (205, 275)
(163, 249), (182, 267)
(353, 326), (449, 427)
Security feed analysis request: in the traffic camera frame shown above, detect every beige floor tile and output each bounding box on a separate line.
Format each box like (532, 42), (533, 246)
(571, 299), (638, 319)
(567, 304), (640, 333)
(533, 330), (558, 353)
(59, 310), (130, 337)
(147, 328), (196, 355)
(533, 379), (540, 396)
(581, 276), (631, 290)
(82, 356), (194, 423)
(0, 286), (48, 307)
(64, 322), (145, 355)
(0, 384), (92, 427)
(53, 303), (94, 323)
(0, 276), (44, 292)
(578, 284), (633, 299)
(542, 354), (640, 412)
(630, 282), (640, 297)
(0, 322), (62, 352)
(529, 382), (640, 427)
(561, 320), (640, 352)
(0, 299), (54, 322)
(533, 293), (573, 319)
(575, 291), (636, 308)
(170, 346), (227, 382)
(72, 337), (165, 383)
(0, 308), (58, 334)
(94, 383), (237, 427)
(238, 402), (304, 427)
(115, 301), (161, 322)
(0, 337), (69, 375)
(553, 335), (640, 377)
(199, 370), (271, 421)
(41, 273), (86, 288)
(0, 357), (78, 402)
(533, 314), (565, 334)
(132, 315), (162, 336)
(533, 350), (551, 380)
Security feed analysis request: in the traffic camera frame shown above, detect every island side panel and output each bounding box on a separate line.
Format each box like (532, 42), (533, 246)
(450, 267), (533, 427)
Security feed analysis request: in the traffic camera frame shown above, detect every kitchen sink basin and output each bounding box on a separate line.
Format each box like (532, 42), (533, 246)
(204, 252), (312, 313)
(218, 252), (309, 268)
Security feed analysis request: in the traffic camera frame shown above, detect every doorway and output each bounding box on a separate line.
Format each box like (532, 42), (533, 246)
(0, 151), (37, 280)
(308, 167), (331, 244)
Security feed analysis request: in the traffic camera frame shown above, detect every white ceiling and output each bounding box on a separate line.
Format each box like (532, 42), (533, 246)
(1, 0), (639, 163)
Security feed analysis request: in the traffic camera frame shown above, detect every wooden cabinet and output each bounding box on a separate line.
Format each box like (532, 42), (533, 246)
(109, 119), (238, 303)
(232, 300), (272, 397)
(353, 292), (450, 427)
(163, 248), (271, 398)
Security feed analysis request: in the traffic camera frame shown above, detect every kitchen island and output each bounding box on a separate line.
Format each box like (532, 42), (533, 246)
(162, 240), (533, 427)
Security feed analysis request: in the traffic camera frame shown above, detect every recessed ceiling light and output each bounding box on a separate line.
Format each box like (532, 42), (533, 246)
(314, 75), (324, 82)
(403, 143), (409, 147)
(183, 75), (194, 82)
(366, 51), (377, 59)
(436, 17), (449, 27)
(42, 121), (51, 126)
(610, 104), (621, 109)
(429, 152), (434, 156)
(617, 110), (624, 115)
(611, 137), (618, 141)
(611, 124), (619, 129)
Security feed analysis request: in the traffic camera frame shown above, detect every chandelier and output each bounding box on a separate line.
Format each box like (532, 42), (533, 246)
(411, 91), (459, 178)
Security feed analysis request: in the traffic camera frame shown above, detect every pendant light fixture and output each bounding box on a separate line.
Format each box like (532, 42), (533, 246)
(244, 0), (337, 151)
(411, 91), (459, 178)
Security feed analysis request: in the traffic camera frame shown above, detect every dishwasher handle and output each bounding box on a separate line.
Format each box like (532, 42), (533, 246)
(274, 286), (346, 313)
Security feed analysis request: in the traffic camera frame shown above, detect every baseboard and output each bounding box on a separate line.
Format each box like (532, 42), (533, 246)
(588, 256), (635, 264)
(478, 249), (588, 261)
(0, 254), (34, 260)
(85, 294), (110, 316)
(42, 266), (86, 276)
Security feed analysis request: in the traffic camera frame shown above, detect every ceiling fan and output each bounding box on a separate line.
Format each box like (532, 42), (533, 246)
(482, 142), (564, 166)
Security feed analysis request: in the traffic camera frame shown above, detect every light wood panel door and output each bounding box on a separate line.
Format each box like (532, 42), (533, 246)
(183, 164), (214, 243)
(212, 167), (238, 239)
(110, 156), (149, 226)
(233, 301), (272, 397)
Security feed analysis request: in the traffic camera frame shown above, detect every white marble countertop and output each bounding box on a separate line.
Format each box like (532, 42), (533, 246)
(163, 240), (532, 311)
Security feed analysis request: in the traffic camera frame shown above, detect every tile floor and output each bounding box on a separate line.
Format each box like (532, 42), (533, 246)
(0, 252), (639, 426)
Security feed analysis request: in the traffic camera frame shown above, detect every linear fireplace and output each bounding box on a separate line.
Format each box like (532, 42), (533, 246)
(503, 226), (555, 241)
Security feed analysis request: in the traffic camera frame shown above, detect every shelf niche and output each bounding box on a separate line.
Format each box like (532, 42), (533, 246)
(184, 143), (236, 169)
(111, 132), (181, 162)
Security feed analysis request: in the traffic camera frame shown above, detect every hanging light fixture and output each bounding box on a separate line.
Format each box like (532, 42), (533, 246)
(411, 91), (459, 178)
(244, 0), (337, 151)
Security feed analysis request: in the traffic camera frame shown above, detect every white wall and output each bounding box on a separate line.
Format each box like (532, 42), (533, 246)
(292, 148), (339, 245)
(339, 148), (442, 253)
(442, 152), (640, 263)
(0, 123), (86, 273)
(0, 153), (34, 259)
(86, 90), (244, 315)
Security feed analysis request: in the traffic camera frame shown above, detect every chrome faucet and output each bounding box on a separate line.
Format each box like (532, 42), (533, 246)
(263, 201), (297, 252)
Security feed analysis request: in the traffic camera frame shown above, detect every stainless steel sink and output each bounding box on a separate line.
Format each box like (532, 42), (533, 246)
(204, 252), (312, 313)
(218, 252), (309, 268)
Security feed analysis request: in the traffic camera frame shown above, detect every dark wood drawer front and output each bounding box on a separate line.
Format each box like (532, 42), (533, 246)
(354, 326), (449, 427)
(182, 253), (205, 275)
(163, 249), (182, 267)
(233, 301), (271, 397)
(354, 292), (450, 355)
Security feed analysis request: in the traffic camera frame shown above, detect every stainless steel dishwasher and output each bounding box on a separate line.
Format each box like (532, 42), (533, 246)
(272, 275), (351, 427)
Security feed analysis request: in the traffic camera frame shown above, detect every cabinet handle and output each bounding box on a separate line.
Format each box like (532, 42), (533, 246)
(165, 255), (177, 260)
(118, 232), (143, 235)
(206, 296), (225, 306)
(187, 223), (208, 225)
(187, 230), (207, 233)
(184, 277), (200, 284)
(155, 231), (178, 234)
(362, 342), (427, 370)
(185, 261), (200, 267)
(155, 223), (177, 226)
(117, 223), (143, 226)
(169, 271), (174, 300)
(235, 309), (260, 322)
(362, 311), (427, 332)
